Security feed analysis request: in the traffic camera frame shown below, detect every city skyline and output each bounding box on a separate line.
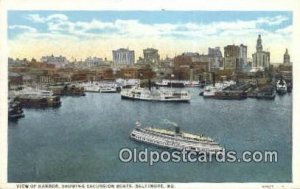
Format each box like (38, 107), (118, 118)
(8, 11), (292, 63)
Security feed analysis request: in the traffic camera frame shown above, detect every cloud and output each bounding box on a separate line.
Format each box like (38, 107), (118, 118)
(27, 14), (68, 23)
(9, 13), (292, 62)
(18, 13), (292, 41)
(9, 25), (37, 33)
(262, 15), (289, 25)
(275, 25), (292, 35)
(26, 14), (45, 23)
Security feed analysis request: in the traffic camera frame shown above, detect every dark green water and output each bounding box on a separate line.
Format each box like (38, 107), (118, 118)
(8, 88), (292, 182)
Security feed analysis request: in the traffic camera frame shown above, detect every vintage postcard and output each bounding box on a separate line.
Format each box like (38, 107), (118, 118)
(0, 0), (299, 188)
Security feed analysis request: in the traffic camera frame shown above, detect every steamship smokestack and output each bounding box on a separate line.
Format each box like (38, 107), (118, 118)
(148, 79), (151, 91)
(212, 72), (216, 87)
(175, 126), (180, 134)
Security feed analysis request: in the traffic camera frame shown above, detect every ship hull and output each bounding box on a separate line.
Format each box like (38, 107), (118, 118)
(130, 127), (223, 154)
(130, 135), (223, 154)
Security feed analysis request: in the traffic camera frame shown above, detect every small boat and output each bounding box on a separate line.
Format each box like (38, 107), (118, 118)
(276, 79), (287, 95)
(8, 100), (24, 120)
(256, 91), (276, 100)
(256, 85), (276, 100)
(130, 121), (223, 154)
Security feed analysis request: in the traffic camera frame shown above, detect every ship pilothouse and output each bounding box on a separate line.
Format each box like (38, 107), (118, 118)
(130, 121), (224, 154)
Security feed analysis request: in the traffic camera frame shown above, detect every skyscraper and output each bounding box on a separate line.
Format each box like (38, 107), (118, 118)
(143, 48), (160, 65)
(252, 35), (270, 70)
(224, 44), (247, 71)
(112, 48), (135, 65)
(208, 47), (223, 70)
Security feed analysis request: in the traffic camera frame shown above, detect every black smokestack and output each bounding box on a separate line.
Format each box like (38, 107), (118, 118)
(212, 72), (215, 87)
(148, 79), (151, 91)
(175, 126), (180, 134)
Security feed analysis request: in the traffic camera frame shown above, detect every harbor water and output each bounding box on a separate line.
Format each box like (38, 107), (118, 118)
(8, 88), (292, 182)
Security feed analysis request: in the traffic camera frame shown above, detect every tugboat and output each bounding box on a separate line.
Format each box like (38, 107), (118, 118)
(276, 78), (287, 95)
(121, 81), (190, 102)
(256, 85), (276, 100)
(8, 100), (25, 120)
(130, 121), (223, 154)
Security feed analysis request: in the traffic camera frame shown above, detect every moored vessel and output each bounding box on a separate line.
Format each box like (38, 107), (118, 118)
(212, 90), (247, 100)
(276, 79), (287, 95)
(121, 86), (191, 102)
(8, 100), (25, 120)
(256, 85), (276, 100)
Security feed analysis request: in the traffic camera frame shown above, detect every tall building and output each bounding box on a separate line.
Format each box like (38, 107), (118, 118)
(208, 47), (223, 70)
(112, 48), (135, 65)
(224, 44), (247, 71)
(283, 48), (290, 64)
(173, 52), (209, 80)
(84, 56), (104, 67)
(40, 54), (68, 68)
(143, 48), (160, 65)
(239, 44), (247, 70)
(252, 35), (270, 70)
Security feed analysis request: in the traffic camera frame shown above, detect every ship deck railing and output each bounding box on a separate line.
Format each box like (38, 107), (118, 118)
(132, 133), (222, 152)
(142, 128), (215, 143)
(132, 129), (220, 147)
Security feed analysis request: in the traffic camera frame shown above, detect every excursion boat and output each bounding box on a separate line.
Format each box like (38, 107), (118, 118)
(121, 85), (191, 102)
(130, 121), (223, 154)
(19, 87), (54, 97)
(116, 78), (140, 89)
(276, 79), (287, 95)
(14, 87), (61, 108)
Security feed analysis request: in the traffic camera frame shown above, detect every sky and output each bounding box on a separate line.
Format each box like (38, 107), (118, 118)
(8, 11), (292, 63)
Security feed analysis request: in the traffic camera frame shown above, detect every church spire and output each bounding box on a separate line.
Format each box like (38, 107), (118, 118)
(284, 48), (290, 64)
